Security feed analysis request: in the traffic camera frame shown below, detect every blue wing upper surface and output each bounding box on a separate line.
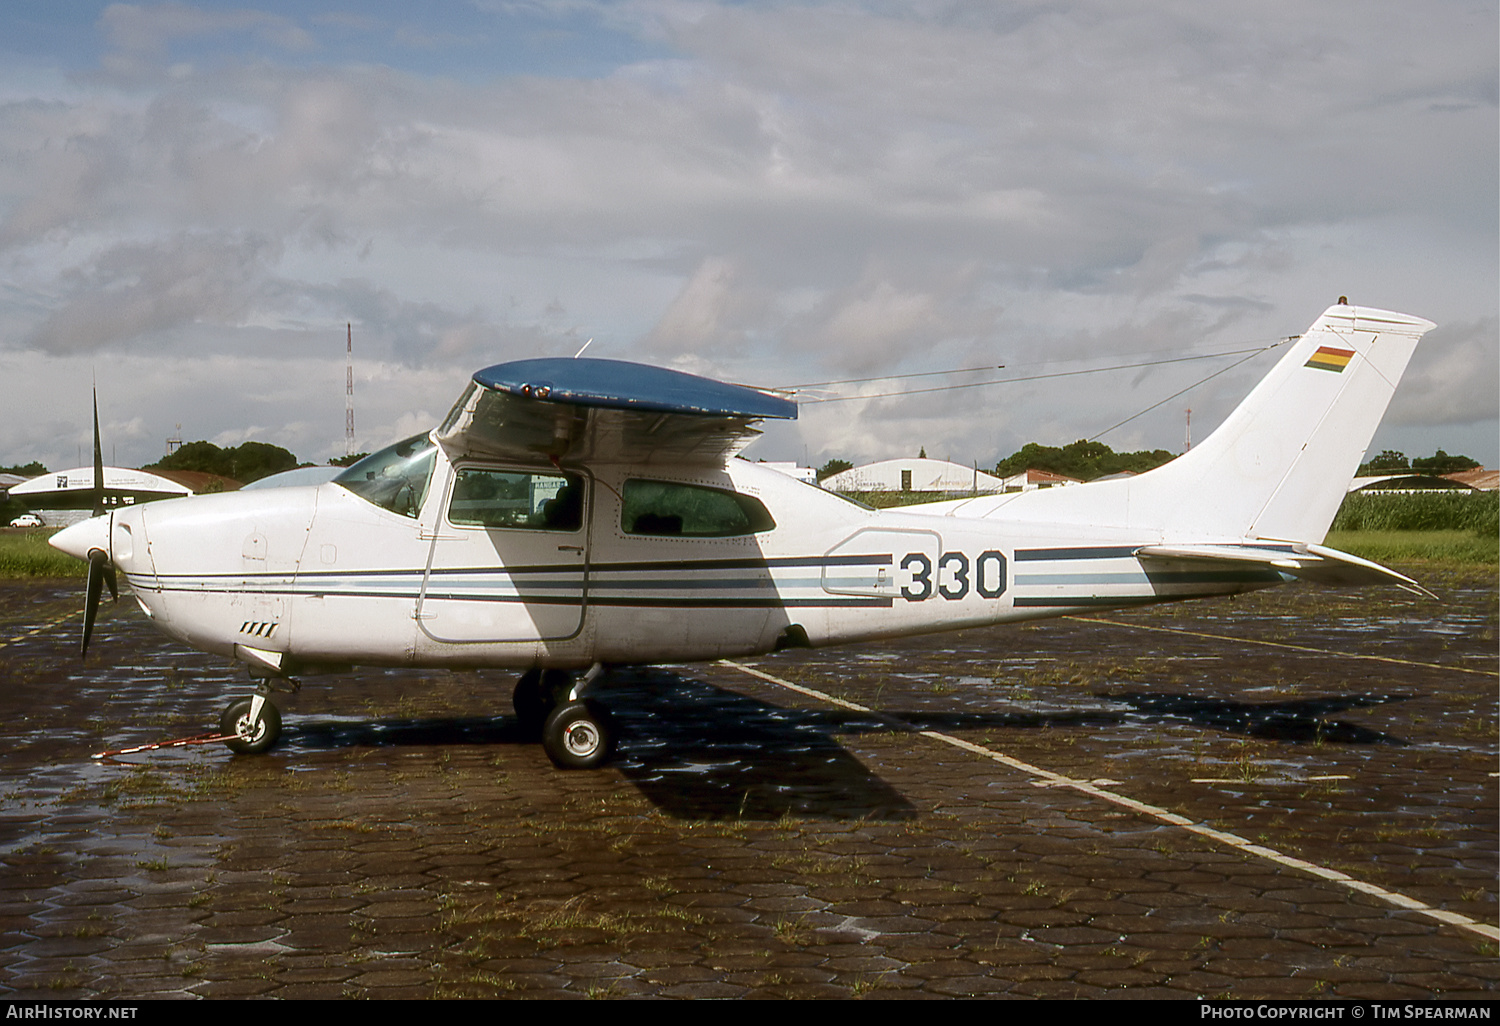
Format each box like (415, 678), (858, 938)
(438, 358), (796, 466)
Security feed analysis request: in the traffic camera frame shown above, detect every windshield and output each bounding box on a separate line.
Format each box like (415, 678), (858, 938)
(333, 433), (437, 518)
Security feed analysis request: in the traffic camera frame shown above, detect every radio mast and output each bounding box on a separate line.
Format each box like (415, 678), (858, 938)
(345, 323), (356, 457)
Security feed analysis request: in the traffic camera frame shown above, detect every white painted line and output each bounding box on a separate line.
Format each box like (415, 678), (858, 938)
(0, 609), (79, 650)
(720, 658), (1500, 944)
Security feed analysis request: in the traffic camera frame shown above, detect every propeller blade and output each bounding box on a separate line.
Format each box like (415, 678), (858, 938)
(92, 389), (106, 518)
(82, 548), (108, 657)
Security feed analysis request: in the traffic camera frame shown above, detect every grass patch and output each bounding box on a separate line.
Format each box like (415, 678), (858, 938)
(835, 490), (975, 509)
(0, 530), (84, 577)
(1324, 529), (1497, 567)
(1331, 490), (1497, 534)
(442, 893), (705, 950)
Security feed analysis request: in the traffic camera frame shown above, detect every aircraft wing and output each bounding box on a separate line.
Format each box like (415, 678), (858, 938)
(434, 357), (797, 466)
(1135, 542), (1434, 598)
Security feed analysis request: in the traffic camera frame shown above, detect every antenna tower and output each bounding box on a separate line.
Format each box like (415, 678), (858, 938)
(1184, 408), (1192, 452)
(166, 424), (183, 456)
(345, 323), (356, 457)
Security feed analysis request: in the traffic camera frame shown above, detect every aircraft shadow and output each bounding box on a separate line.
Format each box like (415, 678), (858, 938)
(289, 715), (523, 750)
(275, 676), (1406, 820)
(1097, 691), (1411, 745)
(280, 669), (919, 822)
(842, 692), (1410, 746)
(598, 668), (918, 821)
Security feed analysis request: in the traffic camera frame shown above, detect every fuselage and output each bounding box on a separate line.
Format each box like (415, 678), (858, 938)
(55, 439), (1288, 676)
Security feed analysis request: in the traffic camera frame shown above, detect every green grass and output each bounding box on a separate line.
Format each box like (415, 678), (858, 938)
(1325, 493), (1496, 569)
(837, 490), (975, 509)
(1331, 489), (1498, 534)
(0, 530), (84, 577)
(1324, 529), (1498, 567)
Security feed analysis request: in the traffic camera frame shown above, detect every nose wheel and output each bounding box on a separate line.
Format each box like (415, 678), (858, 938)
(220, 696), (282, 754)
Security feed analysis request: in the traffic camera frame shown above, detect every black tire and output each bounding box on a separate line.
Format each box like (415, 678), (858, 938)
(513, 669), (546, 729)
(513, 669), (573, 736)
(220, 697), (282, 755)
(541, 700), (614, 770)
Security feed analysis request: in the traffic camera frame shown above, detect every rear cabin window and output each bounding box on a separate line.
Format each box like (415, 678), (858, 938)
(449, 470), (583, 531)
(621, 480), (775, 537)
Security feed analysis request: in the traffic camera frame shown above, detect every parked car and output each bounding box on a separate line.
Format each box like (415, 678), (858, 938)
(8, 514), (42, 528)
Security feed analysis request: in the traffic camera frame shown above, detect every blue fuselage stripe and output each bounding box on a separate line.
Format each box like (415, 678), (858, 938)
(1014, 545), (1139, 561)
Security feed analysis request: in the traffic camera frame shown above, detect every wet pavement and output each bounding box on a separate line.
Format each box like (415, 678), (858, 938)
(0, 572), (1494, 998)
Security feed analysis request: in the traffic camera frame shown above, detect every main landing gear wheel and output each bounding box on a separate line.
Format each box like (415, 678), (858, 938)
(513, 668), (572, 736)
(220, 697), (282, 755)
(541, 700), (615, 770)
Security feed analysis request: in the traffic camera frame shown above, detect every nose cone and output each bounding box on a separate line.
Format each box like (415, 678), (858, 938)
(51, 515), (110, 561)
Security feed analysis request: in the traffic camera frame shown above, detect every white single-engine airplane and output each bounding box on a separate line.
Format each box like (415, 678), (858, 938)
(53, 302), (1434, 768)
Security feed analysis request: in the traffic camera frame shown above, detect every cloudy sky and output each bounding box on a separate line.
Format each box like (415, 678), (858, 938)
(1, 0), (1494, 474)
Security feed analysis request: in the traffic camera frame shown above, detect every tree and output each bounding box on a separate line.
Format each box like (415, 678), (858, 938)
(994, 440), (1175, 482)
(0, 462), (47, 476)
(1359, 450), (1409, 474)
(329, 452), (369, 468)
(228, 441), (298, 483)
(147, 440), (299, 485)
(1411, 450), (1480, 475)
(817, 458), (853, 481)
(1358, 450), (1480, 477)
(150, 441), (233, 478)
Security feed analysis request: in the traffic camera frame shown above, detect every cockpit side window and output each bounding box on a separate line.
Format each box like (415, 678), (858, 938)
(333, 434), (437, 518)
(621, 479), (775, 537)
(448, 469), (583, 531)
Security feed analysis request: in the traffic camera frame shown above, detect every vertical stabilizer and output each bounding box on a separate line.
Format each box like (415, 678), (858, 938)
(986, 304), (1436, 543)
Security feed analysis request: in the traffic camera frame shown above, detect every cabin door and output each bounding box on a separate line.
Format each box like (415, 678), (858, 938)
(415, 464), (590, 643)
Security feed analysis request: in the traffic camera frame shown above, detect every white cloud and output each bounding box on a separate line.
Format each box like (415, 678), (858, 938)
(1388, 318), (1500, 428)
(0, 0), (1492, 471)
(22, 232), (280, 352)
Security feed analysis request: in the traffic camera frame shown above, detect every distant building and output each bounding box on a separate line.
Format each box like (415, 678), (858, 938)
(755, 461), (818, 485)
(1442, 468), (1498, 492)
(821, 458), (1007, 494)
(996, 468), (1084, 492)
(8, 466), (240, 527)
(1347, 468), (1496, 493)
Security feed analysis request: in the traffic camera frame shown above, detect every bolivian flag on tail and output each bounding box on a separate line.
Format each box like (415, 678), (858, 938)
(1305, 345), (1355, 373)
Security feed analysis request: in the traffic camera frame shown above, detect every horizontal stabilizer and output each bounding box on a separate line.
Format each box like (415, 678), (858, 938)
(1136, 543), (1433, 598)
